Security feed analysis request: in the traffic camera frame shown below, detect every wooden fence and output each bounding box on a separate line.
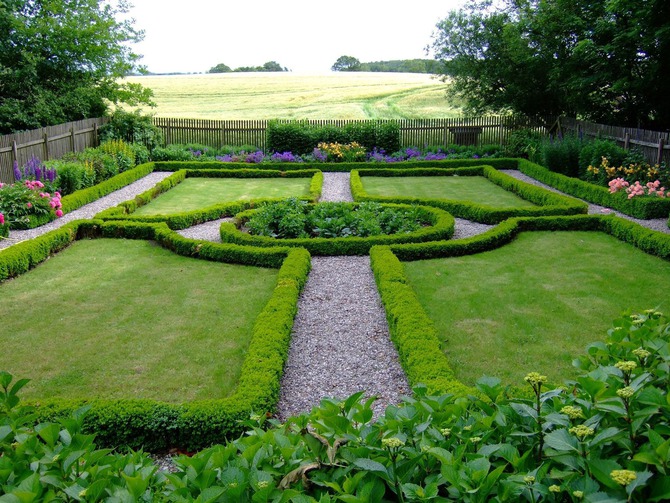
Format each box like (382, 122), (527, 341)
(153, 116), (551, 152)
(0, 118), (107, 183)
(558, 117), (670, 165)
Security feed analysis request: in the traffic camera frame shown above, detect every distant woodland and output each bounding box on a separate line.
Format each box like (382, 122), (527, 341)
(331, 56), (439, 73)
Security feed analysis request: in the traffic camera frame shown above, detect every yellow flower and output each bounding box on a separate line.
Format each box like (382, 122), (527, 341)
(617, 386), (635, 399)
(549, 485), (561, 493)
(382, 437), (405, 449)
(610, 469), (637, 486)
(572, 490), (584, 498)
(440, 428), (451, 436)
(615, 360), (637, 373)
(560, 406), (584, 420)
(632, 348), (651, 359)
(470, 436), (482, 443)
(523, 475), (535, 484)
(569, 424), (594, 439)
(524, 372), (547, 386)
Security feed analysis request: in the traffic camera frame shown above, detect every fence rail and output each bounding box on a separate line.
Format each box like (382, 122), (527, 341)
(0, 118), (108, 183)
(558, 117), (670, 165)
(152, 116), (552, 152)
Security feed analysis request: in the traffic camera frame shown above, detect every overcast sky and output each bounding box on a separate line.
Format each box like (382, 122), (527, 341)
(124, 0), (467, 74)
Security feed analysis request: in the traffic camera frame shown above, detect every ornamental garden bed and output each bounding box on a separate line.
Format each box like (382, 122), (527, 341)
(402, 230), (670, 387)
(0, 238), (278, 402)
(351, 165), (588, 224)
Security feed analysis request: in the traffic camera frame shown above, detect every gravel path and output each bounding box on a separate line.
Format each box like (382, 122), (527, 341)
(276, 255), (411, 420)
(501, 169), (670, 234)
(0, 172), (174, 250)
(176, 218), (232, 242)
(320, 172), (354, 202)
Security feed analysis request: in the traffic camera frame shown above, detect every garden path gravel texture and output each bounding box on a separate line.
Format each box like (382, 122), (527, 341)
(501, 169), (670, 234)
(0, 172), (174, 250)
(175, 218), (232, 242)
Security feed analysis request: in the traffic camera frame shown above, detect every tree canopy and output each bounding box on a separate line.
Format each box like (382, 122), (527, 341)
(331, 56), (438, 74)
(431, 0), (670, 129)
(331, 56), (362, 72)
(0, 0), (154, 134)
(208, 61), (288, 73)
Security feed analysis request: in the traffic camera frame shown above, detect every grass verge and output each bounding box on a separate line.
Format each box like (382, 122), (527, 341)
(0, 238), (278, 402)
(402, 230), (670, 387)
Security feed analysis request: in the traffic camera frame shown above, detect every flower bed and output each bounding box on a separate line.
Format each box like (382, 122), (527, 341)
(221, 201), (455, 255)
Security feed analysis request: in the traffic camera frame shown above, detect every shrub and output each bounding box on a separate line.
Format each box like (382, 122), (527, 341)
(578, 138), (627, 181)
(539, 134), (582, 177)
(46, 159), (96, 196)
(150, 144), (197, 161)
(98, 139), (136, 172)
(62, 148), (119, 184)
(0, 180), (62, 229)
(502, 128), (543, 159)
(99, 109), (164, 151)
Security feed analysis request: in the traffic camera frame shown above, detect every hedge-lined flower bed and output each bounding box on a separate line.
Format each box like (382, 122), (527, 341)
(94, 168), (323, 229)
(0, 219), (310, 450)
(220, 202), (455, 256)
(351, 165), (588, 224)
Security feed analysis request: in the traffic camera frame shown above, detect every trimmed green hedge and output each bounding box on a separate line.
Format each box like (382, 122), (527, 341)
(1, 220), (310, 450)
(220, 203), (455, 256)
(351, 166), (588, 224)
(370, 245), (475, 397)
(60, 163), (156, 213)
(94, 168), (323, 229)
(386, 214), (670, 262)
(517, 158), (670, 219)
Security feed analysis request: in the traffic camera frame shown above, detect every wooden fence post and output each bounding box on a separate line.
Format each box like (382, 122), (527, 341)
(70, 128), (75, 152)
(657, 138), (665, 166)
(93, 122), (99, 146)
(11, 140), (18, 168)
(43, 132), (50, 160)
(624, 132), (630, 150)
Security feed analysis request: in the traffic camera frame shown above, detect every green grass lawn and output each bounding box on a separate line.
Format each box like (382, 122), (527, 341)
(0, 239), (278, 402)
(403, 231), (670, 387)
(134, 178), (311, 215)
(361, 176), (537, 208)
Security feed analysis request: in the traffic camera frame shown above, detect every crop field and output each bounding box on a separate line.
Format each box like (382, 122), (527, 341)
(123, 72), (462, 119)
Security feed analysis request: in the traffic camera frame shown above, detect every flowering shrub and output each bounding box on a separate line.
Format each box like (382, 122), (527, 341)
(0, 179), (62, 228)
(587, 154), (669, 188)
(0, 211), (7, 238)
(609, 177), (666, 199)
(316, 141), (367, 162)
(12, 156), (57, 185)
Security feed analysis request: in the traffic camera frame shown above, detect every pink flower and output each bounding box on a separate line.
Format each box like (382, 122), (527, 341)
(0, 213), (4, 225)
(49, 200), (57, 208)
(54, 192), (61, 198)
(55, 209), (63, 217)
(26, 202), (32, 208)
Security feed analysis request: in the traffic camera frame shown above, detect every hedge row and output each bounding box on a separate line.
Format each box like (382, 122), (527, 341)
(266, 120), (401, 155)
(351, 166), (588, 224)
(220, 203), (455, 255)
(385, 214), (670, 262)
(369, 245), (475, 397)
(5, 221), (311, 449)
(517, 158), (670, 219)
(94, 169), (322, 229)
(59, 162), (156, 214)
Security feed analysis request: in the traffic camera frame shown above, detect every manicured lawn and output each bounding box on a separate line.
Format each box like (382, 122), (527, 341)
(362, 176), (537, 208)
(403, 231), (670, 387)
(134, 178), (312, 215)
(0, 239), (278, 402)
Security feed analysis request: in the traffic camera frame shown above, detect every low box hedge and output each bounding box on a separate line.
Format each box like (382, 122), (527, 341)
(220, 203), (455, 256)
(351, 166), (588, 224)
(517, 158), (670, 219)
(1, 220), (310, 450)
(94, 168), (323, 229)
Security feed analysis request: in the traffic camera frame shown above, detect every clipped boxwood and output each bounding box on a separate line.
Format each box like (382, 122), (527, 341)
(94, 168), (323, 229)
(220, 202), (455, 256)
(351, 166), (588, 224)
(1, 221), (311, 450)
(517, 158), (670, 219)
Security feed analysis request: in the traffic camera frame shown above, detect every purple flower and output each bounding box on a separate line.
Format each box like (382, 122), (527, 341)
(311, 148), (327, 162)
(13, 160), (21, 181)
(216, 154), (233, 162)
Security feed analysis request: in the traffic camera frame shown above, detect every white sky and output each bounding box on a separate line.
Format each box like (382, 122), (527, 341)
(124, 0), (467, 74)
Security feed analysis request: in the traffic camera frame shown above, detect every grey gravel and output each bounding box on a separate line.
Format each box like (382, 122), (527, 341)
(0, 172), (174, 250)
(501, 169), (670, 234)
(276, 255), (411, 420)
(319, 172), (353, 202)
(176, 218), (233, 242)
(453, 217), (495, 239)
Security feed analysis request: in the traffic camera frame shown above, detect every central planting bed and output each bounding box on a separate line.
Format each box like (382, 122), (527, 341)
(220, 200), (455, 255)
(0, 239), (278, 402)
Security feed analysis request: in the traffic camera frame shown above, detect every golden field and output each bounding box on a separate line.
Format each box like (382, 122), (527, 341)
(123, 72), (462, 119)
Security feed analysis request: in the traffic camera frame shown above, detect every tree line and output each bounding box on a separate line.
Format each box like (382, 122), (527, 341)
(208, 61), (289, 73)
(331, 56), (438, 74)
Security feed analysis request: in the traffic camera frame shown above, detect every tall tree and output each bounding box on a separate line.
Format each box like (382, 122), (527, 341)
(331, 56), (361, 72)
(0, 0), (153, 134)
(431, 0), (670, 129)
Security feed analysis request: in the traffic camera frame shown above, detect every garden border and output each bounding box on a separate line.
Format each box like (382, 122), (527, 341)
(351, 166), (588, 224)
(0, 220), (311, 450)
(371, 214), (670, 400)
(219, 203), (455, 256)
(94, 168), (323, 229)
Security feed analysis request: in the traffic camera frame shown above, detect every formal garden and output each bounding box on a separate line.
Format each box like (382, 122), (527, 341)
(1, 114), (670, 501)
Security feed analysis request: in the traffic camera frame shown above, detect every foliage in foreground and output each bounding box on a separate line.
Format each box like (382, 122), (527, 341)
(2, 310), (670, 501)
